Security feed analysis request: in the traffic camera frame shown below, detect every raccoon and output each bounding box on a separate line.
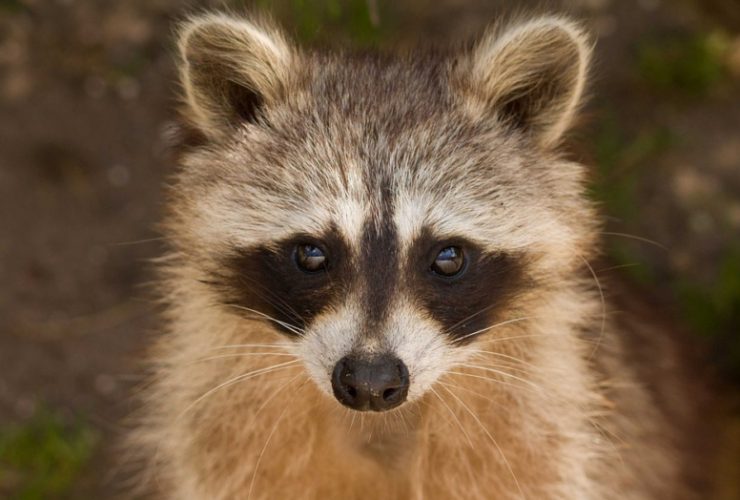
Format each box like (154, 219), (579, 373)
(130, 13), (711, 499)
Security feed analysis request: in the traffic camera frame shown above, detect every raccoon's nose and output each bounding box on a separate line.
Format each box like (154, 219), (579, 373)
(331, 354), (409, 412)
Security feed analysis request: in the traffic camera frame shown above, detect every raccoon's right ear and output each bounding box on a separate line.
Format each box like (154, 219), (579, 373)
(177, 14), (294, 139)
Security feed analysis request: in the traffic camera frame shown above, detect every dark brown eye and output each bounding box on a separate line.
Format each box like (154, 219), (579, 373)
(431, 246), (465, 277)
(295, 244), (327, 273)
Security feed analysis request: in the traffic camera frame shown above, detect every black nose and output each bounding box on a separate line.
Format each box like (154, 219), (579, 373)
(331, 354), (409, 412)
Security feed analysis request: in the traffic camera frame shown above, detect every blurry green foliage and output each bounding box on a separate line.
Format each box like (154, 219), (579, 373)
(677, 246), (740, 374)
(587, 114), (673, 285)
(0, 0), (24, 14)
(255, 0), (388, 46)
(589, 107), (740, 376)
(637, 32), (730, 96)
(590, 112), (673, 222)
(0, 409), (98, 500)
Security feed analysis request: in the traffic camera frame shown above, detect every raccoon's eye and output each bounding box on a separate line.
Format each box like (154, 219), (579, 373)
(295, 244), (327, 273)
(431, 246), (465, 277)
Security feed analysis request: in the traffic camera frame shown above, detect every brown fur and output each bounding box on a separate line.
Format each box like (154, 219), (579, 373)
(128, 13), (712, 499)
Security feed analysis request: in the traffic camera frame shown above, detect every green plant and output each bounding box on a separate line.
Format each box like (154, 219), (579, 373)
(0, 409), (99, 500)
(637, 32), (729, 96)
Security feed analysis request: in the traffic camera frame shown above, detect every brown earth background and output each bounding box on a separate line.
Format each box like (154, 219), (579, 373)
(0, 0), (739, 498)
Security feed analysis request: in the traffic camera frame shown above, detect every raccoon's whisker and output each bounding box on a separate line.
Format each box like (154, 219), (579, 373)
(349, 410), (357, 433)
(475, 332), (601, 347)
(239, 313), (307, 335)
(176, 360), (301, 421)
(193, 352), (297, 364)
(232, 274), (306, 324)
(461, 359), (534, 377)
(110, 236), (166, 246)
(467, 350), (536, 369)
(580, 255), (606, 361)
(209, 343), (293, 351)
(600, 231), (668, 250)
(451, 316), (534, 344)
(444, 303), (501, 335)
(466, 352), (545, 378)
(228, 307), (306, 337)
(474, 333), (551, 345)
(469, 349), (538, 369)
(440, 385), (524, 499)
(596, 262), (641, 273)
(253, 373), (305, 419)
(247, 376), (310, 500)
(446, 370), (545, 399)
(438, 381), (503, 408)
(227, 304), (306, 336)
(455, 364), (545, 393)
(397, 407), (412, 436)
(448, 369), (588, 419)
(430, 387), (474, 449)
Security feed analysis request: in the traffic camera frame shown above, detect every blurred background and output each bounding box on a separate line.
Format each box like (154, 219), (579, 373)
(0, 0), (738, 498)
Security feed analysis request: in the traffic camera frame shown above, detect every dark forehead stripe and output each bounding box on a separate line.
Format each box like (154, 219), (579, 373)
(217, 228), (352, 336)
(407, 229), (529, 344)
(359, 216), (400, 332)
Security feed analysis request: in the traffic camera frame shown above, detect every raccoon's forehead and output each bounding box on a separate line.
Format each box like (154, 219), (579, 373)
(179, 56), (575, 253)
(184, 136), (566, 257)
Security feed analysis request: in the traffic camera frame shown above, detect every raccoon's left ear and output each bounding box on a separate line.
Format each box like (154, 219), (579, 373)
(177, 14), (294, 140)
(457, 17), (592, 148)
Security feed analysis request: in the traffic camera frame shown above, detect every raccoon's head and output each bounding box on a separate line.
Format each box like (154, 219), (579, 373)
(171, 14), (594, 412)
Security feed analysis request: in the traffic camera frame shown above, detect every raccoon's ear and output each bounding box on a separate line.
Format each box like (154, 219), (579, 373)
(177, 14), (294, 139)
(459, 17), (591, 148)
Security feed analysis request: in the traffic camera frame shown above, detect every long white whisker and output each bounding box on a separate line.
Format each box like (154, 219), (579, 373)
(440, 385), (524, 499)
(253, 373), (304, 419)
(430, 387), (474, 448)
(209, 343), (292, 351)
(438, 381), (502, 408)
(454, 364), (544, 392)
(349, 410), (357, 433)
(193, 352), (297, 364)
(227, 304), (306, 336)
(444, 303), (499, 335)
(453, 317), (533, 344)
(600, 231), (667, 250)
(176, 360), (300, 421)
(467, 350), (536, 369)
(580, 255), (606, 360)
(247, 405), (290, 500)
(461, 359), (534, 377)
(446, 370), (544, 399)
(474, 333), (551, 345)
(230, 273), (306, 323)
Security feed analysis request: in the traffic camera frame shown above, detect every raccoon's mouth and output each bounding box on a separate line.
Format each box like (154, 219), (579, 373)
(330, 354), (409, 412)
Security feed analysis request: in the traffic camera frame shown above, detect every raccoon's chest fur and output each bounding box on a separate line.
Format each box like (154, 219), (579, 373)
(128, 12), (711, 500)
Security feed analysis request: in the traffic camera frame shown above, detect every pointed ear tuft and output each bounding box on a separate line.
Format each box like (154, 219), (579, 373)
(459, 17), (592, 147)
(177, 14), (294, 139)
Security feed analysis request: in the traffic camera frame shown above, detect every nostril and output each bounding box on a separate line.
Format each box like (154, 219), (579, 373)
(382, 387), (399, 401)
(347, 385), (357, 398)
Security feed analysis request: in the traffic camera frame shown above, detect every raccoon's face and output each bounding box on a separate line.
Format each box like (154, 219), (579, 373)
(173, 15), (593, 412)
